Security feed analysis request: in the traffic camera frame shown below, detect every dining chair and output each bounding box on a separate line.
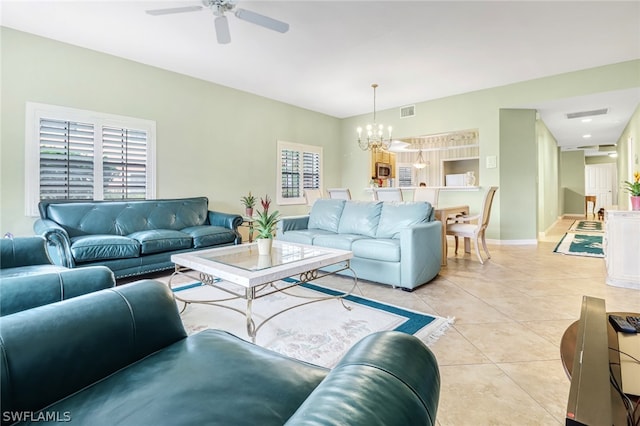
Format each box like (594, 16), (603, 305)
(304, 188), (323, 207)
(373, 188), (403, 201)
(446, 186), (498, 264)
(413, 187), (439, 207)
(326, 188), (352, 200)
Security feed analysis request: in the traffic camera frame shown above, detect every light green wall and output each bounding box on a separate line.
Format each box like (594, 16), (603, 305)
(536, 119), (560, 234)
(0, 28), (342, 235)
(499, 109), (537, 240)
(560, 151), (586, 215)
(615, 103), (640, 210)
(2, 27), (640, 240)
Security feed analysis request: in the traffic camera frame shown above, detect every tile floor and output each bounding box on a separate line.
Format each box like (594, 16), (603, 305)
(130, 217), (640, 425)
(299, 217), (639, 425)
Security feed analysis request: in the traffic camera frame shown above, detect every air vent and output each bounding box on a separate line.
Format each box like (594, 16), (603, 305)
(566, 108), (608, 119)
(400, 105), (415, 118)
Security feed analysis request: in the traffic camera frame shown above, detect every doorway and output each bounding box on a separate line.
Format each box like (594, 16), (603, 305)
(585, 163), (617, 211)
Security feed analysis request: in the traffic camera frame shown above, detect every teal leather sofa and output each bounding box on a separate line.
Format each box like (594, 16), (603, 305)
(33, 197), (242, 279)
(0, 236), (115, 316)
(277, 199), (442, 290)
(0, 280), (441, 426)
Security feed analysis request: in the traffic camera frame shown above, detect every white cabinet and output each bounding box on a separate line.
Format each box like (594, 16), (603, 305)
(604, 210), (640, 290)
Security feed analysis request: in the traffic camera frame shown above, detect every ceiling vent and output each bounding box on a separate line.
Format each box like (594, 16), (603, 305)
(400, 105), (415, 118)
(566, 108), (608, 119)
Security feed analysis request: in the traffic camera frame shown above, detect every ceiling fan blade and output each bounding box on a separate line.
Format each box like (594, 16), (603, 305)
(234, 8), (289, 33)
(146, 6), (203, 16)
(215, 15), (231, 44)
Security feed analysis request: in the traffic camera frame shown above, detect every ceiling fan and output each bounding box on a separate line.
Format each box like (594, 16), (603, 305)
(146, 0), (289, 44)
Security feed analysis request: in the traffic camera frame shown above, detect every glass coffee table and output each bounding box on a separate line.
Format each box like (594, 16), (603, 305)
(170, 240), (357, 342)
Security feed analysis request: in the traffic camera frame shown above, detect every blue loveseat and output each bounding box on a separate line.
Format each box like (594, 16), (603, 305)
(33, 197), (242, 279)
(0, 236), (115, 316)
(277, 199), (442, 290)
(0, 280), (441, 425)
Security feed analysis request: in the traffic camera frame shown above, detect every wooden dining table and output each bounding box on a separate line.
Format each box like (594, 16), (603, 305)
(435, 205), (470, 266)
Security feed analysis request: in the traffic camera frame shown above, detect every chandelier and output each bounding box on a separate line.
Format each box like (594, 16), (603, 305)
(356, 84), (393, 151)
(413, 150), (427, 169)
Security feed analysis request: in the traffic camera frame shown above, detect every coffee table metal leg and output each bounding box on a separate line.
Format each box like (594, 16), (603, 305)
(246, 287), (257, 343)
(168, 267), (190, 314)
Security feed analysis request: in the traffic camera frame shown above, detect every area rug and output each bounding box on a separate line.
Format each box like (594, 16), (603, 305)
(569, 220), (603, 233)
(553, 232), (604, 258)
(172, 280), (453, 368)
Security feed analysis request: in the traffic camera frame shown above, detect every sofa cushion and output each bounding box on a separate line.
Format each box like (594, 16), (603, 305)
(308, 199), (346, 233)
(351, 238), (401, 262)
(71, 235), (140, 262)
(128, 230), (193, 255)
(42, 198), (211, 237)
(278, 229), (336, 246)
(376, 202), (431, 239)
(312, 234), (369, 251)
(337, 201), (383, 237)
(181, 226), (237, 248)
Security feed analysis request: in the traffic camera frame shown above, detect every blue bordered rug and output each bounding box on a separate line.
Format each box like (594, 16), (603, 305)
(553, 232), (604, 258)
(569, 220), (603, 233)
(172, 279), (453, 367)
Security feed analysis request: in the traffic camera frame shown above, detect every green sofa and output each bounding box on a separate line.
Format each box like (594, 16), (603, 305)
(277, 199), (442, 290)
(0, 236), (115, 316)
(0, 280), (441, 425)
(33, 197), (242, 279)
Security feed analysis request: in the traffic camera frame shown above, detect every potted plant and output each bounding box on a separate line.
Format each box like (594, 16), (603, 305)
(254, 194), (280, 255)
(240, 192), (256, 217)
(624, 171), (640, 211)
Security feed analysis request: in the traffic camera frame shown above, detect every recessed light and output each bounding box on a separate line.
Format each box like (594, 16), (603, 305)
(581, 118), (592, 123)
(583, 134), (592, 139)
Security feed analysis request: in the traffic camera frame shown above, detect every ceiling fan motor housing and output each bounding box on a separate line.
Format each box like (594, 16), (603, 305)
(204, 0), (236, 16)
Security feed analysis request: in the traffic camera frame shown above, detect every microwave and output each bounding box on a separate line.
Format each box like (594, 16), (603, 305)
(376, 162), (392, 179)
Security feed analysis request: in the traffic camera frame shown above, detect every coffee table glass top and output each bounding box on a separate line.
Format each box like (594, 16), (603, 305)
(193, 242), (330, 271)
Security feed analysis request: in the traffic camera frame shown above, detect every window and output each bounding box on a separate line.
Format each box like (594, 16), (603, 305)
(276, 141), (322, 205)
(25, 103), (156, 216)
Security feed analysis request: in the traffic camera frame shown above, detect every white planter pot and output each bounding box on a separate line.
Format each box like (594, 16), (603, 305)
(257, 254), (273, 268)
(256, 238), (273, 256)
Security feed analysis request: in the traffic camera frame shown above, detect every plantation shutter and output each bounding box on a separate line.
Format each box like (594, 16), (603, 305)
(39, 118), (95, 200)
(102, 126), (148, 200)
(280, 149), (300, 198)
(302, 151), (320, 190)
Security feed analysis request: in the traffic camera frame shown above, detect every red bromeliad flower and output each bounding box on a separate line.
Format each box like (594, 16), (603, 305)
(260, 194), (271, 214)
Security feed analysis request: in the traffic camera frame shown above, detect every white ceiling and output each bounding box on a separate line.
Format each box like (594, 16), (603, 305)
(2, 0), (639, 152)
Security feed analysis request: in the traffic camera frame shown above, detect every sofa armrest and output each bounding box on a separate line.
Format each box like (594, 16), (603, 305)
(0, 236), (51, 268)
(399, 221), (442, 288)
(277, 215), (310, 236)
(285, 331), (440, 426)
(33, 219), (75, 267)
(0, 280), (186, 417)
(208, 210), (243, 230)
(0, 265), (116, 316)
